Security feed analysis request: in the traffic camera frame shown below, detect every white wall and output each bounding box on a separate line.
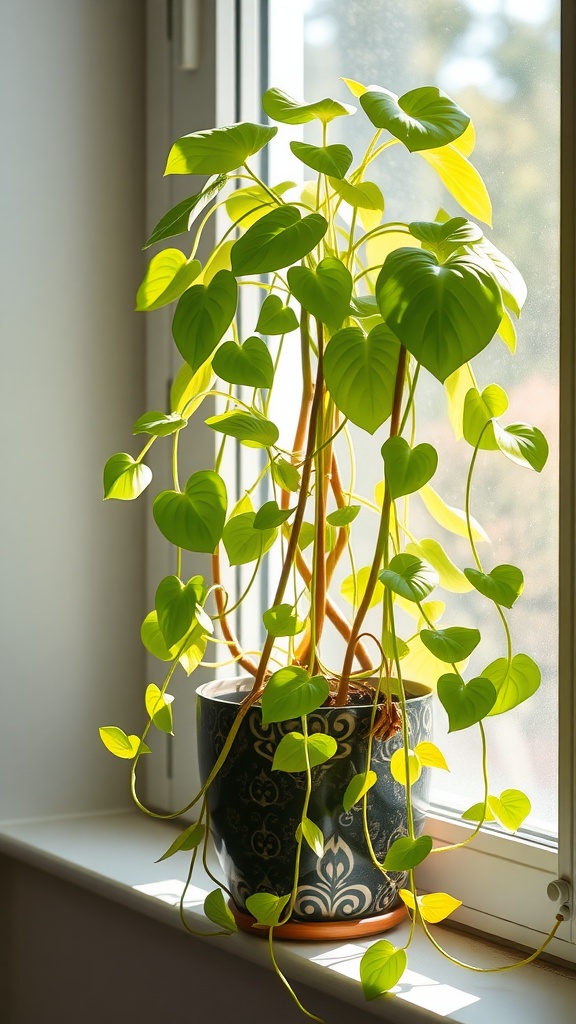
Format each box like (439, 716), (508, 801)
(0, 0), (147, 819)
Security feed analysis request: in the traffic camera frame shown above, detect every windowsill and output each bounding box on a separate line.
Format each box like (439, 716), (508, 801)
(0, 811), (574, 1024)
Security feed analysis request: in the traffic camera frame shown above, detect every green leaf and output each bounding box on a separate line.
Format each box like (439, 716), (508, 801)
(205, 410), (279, 448)
(462, 801), (495, 823)
(360, 941), (407, 1000)
(420, 626), (480, 663)
(136, 250), (202, 311)
(406, 539), (472, 594)
(212, 336), (274, 389)
(468, 236), (526, 315)
(156, 821), (206, 862)
(360, 86), (469, 152)
(231, 206), (328, 276)
(340, 565), (384, 610)
(483, 654), (541, 716)
(170, 359), (213, 418)
(99, 727), (150, 759)
(492, 422), (549, 473)
(155, 575), (200, 648)
(261, 667), (328, 723)
(498, 309), (517, 353)
(245, 892), (291, 926)
(271, 458), (300, 493)
(222, 512), (277, 566)
(144, 175), (228, 248)
(297, 818), (325, 858)
(329, 177), (384, 213)
(287, 257), (353, 333)
(382, 835), (433, 871)
(464, 565), (524, 609)
(225, 180), (295, 229)
(419, 484), (488, 543)
(381, 436), (438, 499)
(326, 505), (360, 527)
(272, 731), (337, 772)
(377, 249), (502, 383)
(178, 623), (209, 676)
(323, 324), (400, 433)
(262, 603), (305, 638)
(262, 87), (355, 125)
(153, 471), (227, 553)
(133, 411), (186, 437)
(203, 888), (237, 932)
(488, 789), (531, 831)
(290, 141), (352, 179)
(437, 674), (497, 731)
(172, 270), (238, 374)
(145, 683), (174, 734)
(255, 294), (299, 335)
(254, 501), (295, 529)
(103, 454), (152, 501)
(342, 771), (378, 812)
(379, 553), (439, 603)
(165, 122), (277, 175)
(463, 384), (508, 449)
(409, 216), (483, 255)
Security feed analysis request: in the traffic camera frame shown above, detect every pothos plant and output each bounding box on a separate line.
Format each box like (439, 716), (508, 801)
(100, 80), (561, 1020)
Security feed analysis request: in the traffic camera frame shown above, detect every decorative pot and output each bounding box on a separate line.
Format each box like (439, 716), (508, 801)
(197, 676), (433, 933)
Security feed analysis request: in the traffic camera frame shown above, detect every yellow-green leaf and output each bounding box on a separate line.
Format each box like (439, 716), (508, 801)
(419, 146), (492, 226)
(156, 821), (206, 862)
(451, 120), (476, 156)
(414, 741), (449, 771)
(103, 454), (152, 501)
(399, 888), (462, 923)
(196, 240), (234, 284)
(488, 789), (531, 831)
(136, 250), (202, 311)
(445, 362), (477, 441)
(340, 565), (384, 610)
(203, 888), (238, 932)
(419, 484), (488, 543)
(390, 748), (421, 786)
(497, 309), (517, 354)
(99, 727), (150, 759)
(406, 538), (472, 594)
(365, 230), (419, 273)
(343, 770), (378, 812)
(341, 76), (368, 98)
(297, 817), (325, 858)
(145, 683), (174, 734)
(170, 359), (214, 418)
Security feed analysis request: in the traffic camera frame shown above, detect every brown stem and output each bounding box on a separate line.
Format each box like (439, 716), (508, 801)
(311, 322), (327, 672)
(337, 346), (408, 705)
(211, 551), (259, 677)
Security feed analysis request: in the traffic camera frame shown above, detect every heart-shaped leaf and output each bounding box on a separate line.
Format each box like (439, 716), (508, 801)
(468, 236), (526, 315)
(382, 437), (438, 499)
(340, 566), (384, 610)
(360, 941), (407, 1000)
(222, 512), (277, 566)
(420, 626), (480, 663)
(231, 206), (328, 276)
(483, 653), (541, 716)
(262, 603), (305, 638)
(172, 270), (238, 373)
(342, 770), (378, 812)
(272, 731), (337, 772)
(414, 741), (449, 770)
(462, 801), (496, 823)
(155, 574), (201, 648)
(406, 539), (471, 593)
(262, 667), (328, 724)
(288, 257), (353, 332)
(326, 505), (360, 527)
(379, 554), (439, 603)
(290, 141), (352, 179)
(323, 324), (400, 433)
(254, 501), (295, 529)
(203, 888), (237, 932)
(409, 217), (483, 254)
(144, 174), (228, 248)
(140, 612), (207, 673)
(133, 411), (186, 437)
(170, 359), (213, 418)
(145, 683), (174, 734)
(360, 86), (469, 151)
(99, 727), (150, 759)
(136, 250), (202, 311)
(255, 294), (299, 335)
(399, 889), (462, 924)
(464, 565), (524, 609)
(156, 821), (205, 862)
(329, 177), (384, 213)
(488, 789), (531, 831)
(297, 818), (325, 858)
(437, 674), (497, 731)
(205, 410), (279, 448)
(419, 484), (488, 542)
(463, 384), (508, 449)
(376, 249), (502, 383)
(153, 471), (227, 553)
(213, 336), (274, 389)
(245, 892), (291, 926)
(390, 748), (422, 786)
(103, 453), (152, 501)
(225, 180), (295, 229)
(165, 122), (277, 175)
(271, 458), (301, 493)
(262, 87), (355, 124)
(382, 834), (433, 871)
(492, 422), (549, 473)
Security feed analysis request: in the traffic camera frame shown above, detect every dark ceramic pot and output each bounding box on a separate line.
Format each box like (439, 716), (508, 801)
(196, 676), (433, 924)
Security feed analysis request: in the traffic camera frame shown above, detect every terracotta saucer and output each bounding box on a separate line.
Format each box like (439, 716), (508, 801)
(229, 901), (407, 941)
